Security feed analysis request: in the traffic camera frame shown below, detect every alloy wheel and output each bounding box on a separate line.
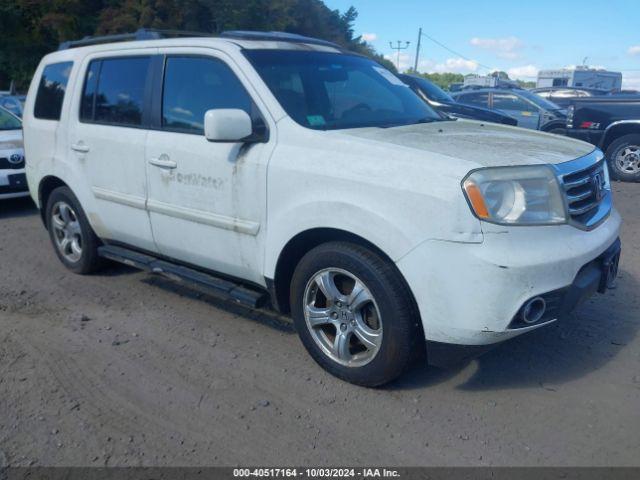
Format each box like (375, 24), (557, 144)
(615, 145), (640, 174)
(303, 268), (382, 367)
(51, 201), (83, 263)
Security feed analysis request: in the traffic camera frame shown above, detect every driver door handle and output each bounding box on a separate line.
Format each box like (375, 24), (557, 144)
(71, 143), (90, 153)
(149, 155), (177, 169)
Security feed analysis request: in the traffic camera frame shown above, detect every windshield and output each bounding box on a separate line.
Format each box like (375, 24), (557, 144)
(518, 89), (562, 110)
(0, 107), (21, 130)
(408, 76), (454, 103)
(244, 50), (443, 130)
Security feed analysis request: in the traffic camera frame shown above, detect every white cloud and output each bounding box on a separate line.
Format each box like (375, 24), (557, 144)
(435, 58), (479, 73)
(628, 46), (640, 56)
(384, 52), (413, 71)
(388, 54), (480, 74)
(361, 33), (377, 42)
(470, 36), (524, 60)
(507, 64), (539, 79)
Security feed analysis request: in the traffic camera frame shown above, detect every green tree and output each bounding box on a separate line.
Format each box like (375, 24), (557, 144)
(404, 69), (465, 90)
(0, 0), (398, 90)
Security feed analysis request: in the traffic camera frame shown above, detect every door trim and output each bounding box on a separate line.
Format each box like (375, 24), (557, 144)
(147, 199), (260, 236)
(92, 187), (146, 210)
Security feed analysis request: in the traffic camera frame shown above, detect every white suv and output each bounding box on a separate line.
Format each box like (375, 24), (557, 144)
(23, 30), (621, 386)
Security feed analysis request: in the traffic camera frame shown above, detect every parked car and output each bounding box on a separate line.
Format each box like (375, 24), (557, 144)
(531, 87), (610, 108)
(566, 95), (640, 181)
(0, 106), (28, 199)
(452, 87), (567, 133)
(399, 74), (517, 126)
(0, 95), (25, 117)
(23, 30), (621, 386)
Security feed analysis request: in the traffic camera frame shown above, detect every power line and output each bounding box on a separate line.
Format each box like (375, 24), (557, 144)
(416, 29), (495, 71)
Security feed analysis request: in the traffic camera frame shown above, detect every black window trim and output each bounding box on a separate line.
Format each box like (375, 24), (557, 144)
(34, 61), (74, 121)
(153, 53), (269, 141)
(78, 54), (155, 130)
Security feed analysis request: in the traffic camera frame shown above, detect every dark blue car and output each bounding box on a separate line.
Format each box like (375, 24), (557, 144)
(399, 74), (517, 126)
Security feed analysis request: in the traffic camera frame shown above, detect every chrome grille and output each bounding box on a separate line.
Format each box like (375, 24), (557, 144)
(561, 158), (609, 227)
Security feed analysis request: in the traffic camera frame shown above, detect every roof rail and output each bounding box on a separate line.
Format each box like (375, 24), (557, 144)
(58, 28), (211, 50)
(220, 30), (342, 49)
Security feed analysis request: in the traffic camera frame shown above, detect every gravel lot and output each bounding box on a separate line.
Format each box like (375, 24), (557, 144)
(0, 182), (639, 467)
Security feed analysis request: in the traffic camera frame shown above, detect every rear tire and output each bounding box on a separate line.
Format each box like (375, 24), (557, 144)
(605, 134), (640, 182)
(290, 241), (420, 387)
(46, 186), (105, 274)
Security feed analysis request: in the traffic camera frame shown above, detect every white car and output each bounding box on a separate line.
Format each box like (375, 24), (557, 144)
(22, 30), (621, 386)
(0, 106), (27, 200)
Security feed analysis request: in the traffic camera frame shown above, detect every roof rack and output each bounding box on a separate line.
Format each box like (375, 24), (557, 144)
(58, 28), (211, 50)
(219, 31), (342, 49)
(57, 28), (344, 51)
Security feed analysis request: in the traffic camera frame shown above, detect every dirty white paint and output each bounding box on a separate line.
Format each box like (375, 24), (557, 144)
(22, 37), (621, 349)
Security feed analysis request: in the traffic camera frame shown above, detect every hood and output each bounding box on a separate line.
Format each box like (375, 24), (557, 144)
(0, 129), (23, 151)
(338, 120), (594, 168)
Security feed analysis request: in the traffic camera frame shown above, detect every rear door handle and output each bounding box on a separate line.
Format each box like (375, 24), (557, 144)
(71, 143), (90, 153)
(149, 155), (177, 169)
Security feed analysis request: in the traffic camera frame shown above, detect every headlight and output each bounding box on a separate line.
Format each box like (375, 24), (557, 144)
(462, 165), (566, 225)
(566, 106), (574, 129)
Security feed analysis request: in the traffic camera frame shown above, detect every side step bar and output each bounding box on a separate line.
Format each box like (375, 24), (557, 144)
(98, 245), (268, 308)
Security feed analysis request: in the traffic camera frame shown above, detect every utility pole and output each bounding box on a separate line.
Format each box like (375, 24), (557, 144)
(414, 28), (422, 72)
(389, 40), (411, 71)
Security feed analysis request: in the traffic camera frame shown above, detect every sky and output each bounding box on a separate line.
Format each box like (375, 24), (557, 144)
(324, 0), (640, 88)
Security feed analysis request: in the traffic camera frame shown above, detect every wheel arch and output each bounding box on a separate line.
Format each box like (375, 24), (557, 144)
(540, 120), (566, 133)
(601, 121), (640, 152)
(268, 227), (418, 318)
(38, 176), (69, 227)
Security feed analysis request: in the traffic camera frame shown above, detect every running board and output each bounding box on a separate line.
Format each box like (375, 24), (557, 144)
(97, 245), (268, 308)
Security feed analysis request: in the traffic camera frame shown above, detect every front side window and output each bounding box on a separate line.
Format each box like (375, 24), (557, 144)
(517, 89), (562, 111)
(81, 57), (151, 126)
(0, 107), (21, 130)
(245, 50), (442, 130)
(492, 93), (535, 112)
(162, 56), (254, 134)
(34, 62), (73, 120)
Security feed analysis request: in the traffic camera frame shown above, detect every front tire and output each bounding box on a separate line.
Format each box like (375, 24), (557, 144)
(605, 134), (640, 182)
(290, 242), (420, 387)
(46, 186), (105, 274)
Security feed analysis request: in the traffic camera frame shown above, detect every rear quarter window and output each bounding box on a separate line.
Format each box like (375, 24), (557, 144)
(80, 56), (151, 127)
(34, 62), (73, 120)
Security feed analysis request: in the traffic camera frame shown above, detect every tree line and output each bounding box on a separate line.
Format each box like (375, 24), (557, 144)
(0, 0), (395, 91)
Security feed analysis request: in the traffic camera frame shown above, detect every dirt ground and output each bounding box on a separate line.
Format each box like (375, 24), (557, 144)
(0, 182), (639, 467)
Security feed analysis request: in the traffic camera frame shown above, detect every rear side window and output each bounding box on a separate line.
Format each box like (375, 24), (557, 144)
(80, 57), (151, 127)
(457, 92), (489, 108)
(162, 56), (253, 134)
(34, 62), (73, 120)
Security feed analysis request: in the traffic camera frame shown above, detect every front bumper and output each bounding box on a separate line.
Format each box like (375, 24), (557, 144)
(0, 169), (29, 199)
(397, 209), (622, 348)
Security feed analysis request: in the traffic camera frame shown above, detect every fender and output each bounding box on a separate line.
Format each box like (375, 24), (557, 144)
(600, 120), (640, 148)
(263, 200), (416, 280)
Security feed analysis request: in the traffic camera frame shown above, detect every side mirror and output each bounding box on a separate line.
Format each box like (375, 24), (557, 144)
(204, 109), (253, 142)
